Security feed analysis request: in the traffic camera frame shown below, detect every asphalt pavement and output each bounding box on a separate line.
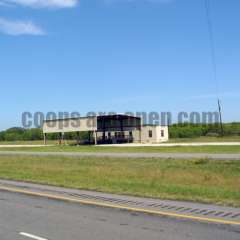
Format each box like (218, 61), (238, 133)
(0, 150), (240, 160)
(0, 190), (239, 240)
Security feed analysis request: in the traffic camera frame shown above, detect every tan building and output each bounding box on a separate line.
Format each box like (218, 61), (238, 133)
(140, 125), (169, 143)
(43, 114), (169, 145)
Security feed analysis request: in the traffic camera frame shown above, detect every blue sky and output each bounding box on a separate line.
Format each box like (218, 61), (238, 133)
(0, 0), (240, 130)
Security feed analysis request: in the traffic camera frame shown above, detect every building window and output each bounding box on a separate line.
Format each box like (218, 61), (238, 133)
(161, 130), (164, 137)
(149, 130), (153, 138)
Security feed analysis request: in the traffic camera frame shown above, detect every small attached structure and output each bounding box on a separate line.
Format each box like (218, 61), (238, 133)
(42, 114), (168, 145)
(140, 125), (169, 143)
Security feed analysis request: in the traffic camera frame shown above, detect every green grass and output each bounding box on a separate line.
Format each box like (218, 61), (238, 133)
(1, 136), (240, 145)
(0, 155), (239, 207)
(168, 136), (240, 143)
(0, 140), (75, 145)
(1, 136), (240, 154)
(0, 145), (240, 153)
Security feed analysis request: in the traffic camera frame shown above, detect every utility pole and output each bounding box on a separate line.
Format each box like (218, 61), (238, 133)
(218, 99), (224, 136)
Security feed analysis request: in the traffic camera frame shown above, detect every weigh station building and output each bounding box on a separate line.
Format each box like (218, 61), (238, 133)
(43, 114), (169, 145)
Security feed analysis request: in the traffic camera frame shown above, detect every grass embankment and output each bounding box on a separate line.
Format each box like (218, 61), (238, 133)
(0, 155), (239, 207)
(0, 145), (240, 153)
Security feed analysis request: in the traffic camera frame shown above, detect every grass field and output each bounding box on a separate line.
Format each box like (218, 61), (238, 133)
(168, 136), (240, 143)
(0, 140), (61, 145)
(0, 145), (240, 153)
(1, 136), (240, 145)
(0, 155), (239, 207)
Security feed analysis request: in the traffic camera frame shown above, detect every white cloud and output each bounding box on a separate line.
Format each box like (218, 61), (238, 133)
(0, 0), (78, 8)
(0, 18), (45, 36)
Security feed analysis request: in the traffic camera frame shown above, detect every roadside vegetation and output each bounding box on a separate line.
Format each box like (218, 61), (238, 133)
(0, 155), (239, 207)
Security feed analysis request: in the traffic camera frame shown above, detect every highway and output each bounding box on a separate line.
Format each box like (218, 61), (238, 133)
(0, 190), (239, 240)
(0, 150), (240, 160)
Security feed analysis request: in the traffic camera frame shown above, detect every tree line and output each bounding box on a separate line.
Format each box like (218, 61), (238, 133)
(0, 123), (239, 141)
(169, 122), (240, 138)
(0, 127), (87, 141)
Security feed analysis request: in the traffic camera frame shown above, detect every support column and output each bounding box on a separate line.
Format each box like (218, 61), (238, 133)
(43, 133), (47, 145)
(58, 132), (62, 145)
(139, 119), (142, 144)
(88, 131), (91, 144)
(139, 129), (142, 143)
(120, 117), (124, 142)
(62, 132), (65, 145)
(102, 118), (106, 142)
(76, 131), (80, 145)
(94, 131), (97, 145)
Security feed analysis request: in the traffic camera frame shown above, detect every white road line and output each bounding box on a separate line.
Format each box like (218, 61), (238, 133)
(19, 232), (48, 240)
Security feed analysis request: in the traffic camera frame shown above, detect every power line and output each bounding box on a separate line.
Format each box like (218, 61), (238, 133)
(204, 0), (218, 95)
(204, 0), (224, 135)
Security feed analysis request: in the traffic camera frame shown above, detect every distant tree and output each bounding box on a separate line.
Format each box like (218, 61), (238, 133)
(3, 127), (25, 141)
(0, 131), (5, 141)
(22, 128), (43, 141)
(169, 122), (240, 138)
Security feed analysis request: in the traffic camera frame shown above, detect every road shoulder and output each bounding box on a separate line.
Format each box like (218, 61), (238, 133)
(0, 179), (239, 226)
